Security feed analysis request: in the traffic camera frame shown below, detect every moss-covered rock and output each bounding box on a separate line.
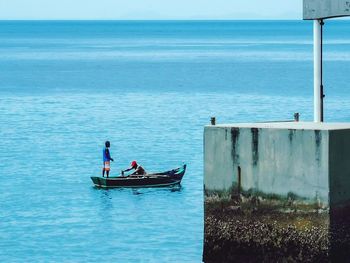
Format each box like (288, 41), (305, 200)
(203, 193), (330, 262)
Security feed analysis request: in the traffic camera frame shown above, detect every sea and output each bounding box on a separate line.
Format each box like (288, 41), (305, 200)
(0, 20), (350, 262)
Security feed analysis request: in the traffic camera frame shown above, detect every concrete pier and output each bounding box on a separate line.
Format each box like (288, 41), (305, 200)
(203, 122), (350, 262)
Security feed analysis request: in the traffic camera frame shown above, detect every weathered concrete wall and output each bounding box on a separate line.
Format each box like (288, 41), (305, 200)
(303, 0), (350, 20)
(204, 122), (350, 262)
(204, 123), (330, 205)
(329, 129), (350, 207)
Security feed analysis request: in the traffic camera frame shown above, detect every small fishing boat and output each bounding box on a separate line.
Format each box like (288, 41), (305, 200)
(91, 164), (186, 188)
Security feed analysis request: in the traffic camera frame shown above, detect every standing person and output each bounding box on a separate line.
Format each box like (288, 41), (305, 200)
(122, 161), (146, 176)
(102, 141), (114, 178)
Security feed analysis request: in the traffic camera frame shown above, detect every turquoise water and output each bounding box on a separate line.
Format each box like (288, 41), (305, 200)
(1, 21), (350, 262)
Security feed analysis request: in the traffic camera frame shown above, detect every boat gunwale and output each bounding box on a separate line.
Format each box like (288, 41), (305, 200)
(91, 174), (183, 181)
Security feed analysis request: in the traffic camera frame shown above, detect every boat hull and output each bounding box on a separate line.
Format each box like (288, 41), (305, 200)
(91, 165), (186, 188)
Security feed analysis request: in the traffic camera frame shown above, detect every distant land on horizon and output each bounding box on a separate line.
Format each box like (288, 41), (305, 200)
(0, 18), (349, 22)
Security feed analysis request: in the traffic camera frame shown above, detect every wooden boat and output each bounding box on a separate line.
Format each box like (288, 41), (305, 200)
(91, 164), (186, 188)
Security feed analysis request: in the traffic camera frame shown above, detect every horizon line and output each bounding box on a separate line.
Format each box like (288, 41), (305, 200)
(0, 18), (304, 21)
(0, 18), (348, 22)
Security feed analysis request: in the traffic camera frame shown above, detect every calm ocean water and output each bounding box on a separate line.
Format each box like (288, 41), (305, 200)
(0, 20), (350, 262)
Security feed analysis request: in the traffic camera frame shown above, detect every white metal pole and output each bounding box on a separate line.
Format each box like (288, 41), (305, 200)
(314, 20), (322, 122)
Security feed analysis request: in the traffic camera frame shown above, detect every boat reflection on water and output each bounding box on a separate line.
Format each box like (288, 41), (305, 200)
(131, 184), (183, 195)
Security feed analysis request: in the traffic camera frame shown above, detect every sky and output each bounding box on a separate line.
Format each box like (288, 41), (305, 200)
(0, 0), (302, 20)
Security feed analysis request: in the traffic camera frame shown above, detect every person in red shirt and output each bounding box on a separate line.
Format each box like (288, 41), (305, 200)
(122, 161), (146, 176)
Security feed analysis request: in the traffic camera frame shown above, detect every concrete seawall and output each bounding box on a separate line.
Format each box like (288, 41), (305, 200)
(203, 122), (350, 262)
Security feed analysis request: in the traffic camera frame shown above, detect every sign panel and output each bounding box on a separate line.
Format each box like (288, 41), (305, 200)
(303, 0), (350, 20)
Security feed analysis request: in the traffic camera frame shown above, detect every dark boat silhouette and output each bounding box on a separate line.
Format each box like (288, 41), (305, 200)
(91, 164), (186, 188)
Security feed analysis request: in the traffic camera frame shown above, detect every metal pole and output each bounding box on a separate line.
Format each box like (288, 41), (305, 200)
(294, 112), (300, 122)
(210, 117), (216, 125)
(320, 20), (325, 122)
(313, 20), (321, 122)
(313, 19), (324, 122)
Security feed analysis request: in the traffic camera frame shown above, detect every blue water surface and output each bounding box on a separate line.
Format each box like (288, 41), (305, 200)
(1, 20), (350, 262)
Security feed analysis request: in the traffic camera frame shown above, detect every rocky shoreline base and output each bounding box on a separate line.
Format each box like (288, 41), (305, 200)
(203, 193), (350, 262)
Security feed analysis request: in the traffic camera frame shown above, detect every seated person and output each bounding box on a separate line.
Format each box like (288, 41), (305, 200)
(122, 161), (146, 176)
